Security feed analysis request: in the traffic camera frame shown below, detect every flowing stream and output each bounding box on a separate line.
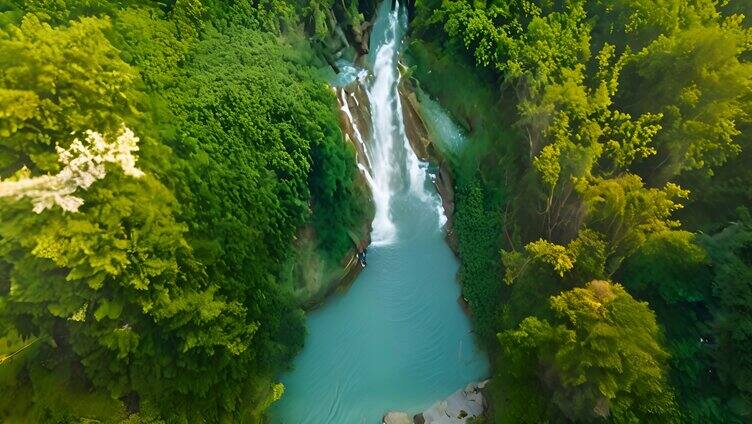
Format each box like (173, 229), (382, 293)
(271, 2), (488, 422)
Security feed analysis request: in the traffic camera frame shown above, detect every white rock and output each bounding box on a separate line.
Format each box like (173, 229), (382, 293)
(420, 380), (489, 424)
(383, 411), (413, 424)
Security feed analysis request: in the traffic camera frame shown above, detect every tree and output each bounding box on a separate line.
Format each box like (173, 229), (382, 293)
(441, 0), (591, 96)
(579, 173), (688, 271)
(622, 230), (710, 305)
(0, 125), (144, 213)
(501, 229), (608, 327)
(622, 19), (752, 179)
(587, 0), (682, 50)
(701, 220), (752, 419)
(0, 14), (138, 176)
(502, 229), (608, 286)
(494, 281), (679, 423)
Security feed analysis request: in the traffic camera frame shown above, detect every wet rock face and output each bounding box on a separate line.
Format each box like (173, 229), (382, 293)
(353, 20), (373, 55)
(398, 82), (460, 254)
(399, 88), (432, 160)
(314, 0), (379, 65)
(335, 84), (373, 173)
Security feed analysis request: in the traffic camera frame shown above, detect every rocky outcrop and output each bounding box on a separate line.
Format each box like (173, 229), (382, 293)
(314, 1), (378, 71)
(297, 227), (371, 311)
(383, 381), (490, 424)
(291, 82), (376, 311)
(335, 83), (373, 174)
(353, 20), (373, 56)
(291, 83), (374, 311)
(419, 380), (489, 423)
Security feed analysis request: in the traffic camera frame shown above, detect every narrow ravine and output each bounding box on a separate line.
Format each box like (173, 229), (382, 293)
(270, 2), (488, 423)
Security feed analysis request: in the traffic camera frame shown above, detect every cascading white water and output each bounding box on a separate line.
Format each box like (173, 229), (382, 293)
(363, 5), (400, 245)
(359, 0), (436, 245)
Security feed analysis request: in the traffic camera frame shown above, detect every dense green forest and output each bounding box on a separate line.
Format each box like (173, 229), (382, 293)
(1, 0), (751, 422)
(410, 0), (752, 422)
(0, 0), (371, 421)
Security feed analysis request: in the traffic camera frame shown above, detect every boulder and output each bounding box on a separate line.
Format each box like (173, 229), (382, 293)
(420, 381), (489, 423)
(385, 380), (490, 424)
(383, 411), (413, 424)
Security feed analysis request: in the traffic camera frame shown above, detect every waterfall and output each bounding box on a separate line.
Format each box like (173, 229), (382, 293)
(334, 0), (445, 246)
(353, 0), (436, 246)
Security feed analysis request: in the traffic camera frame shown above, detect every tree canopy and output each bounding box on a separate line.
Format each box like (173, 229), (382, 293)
(0, 0), (368, 421)
(412, 0), (752, 421)
(495, 281), (678, 423)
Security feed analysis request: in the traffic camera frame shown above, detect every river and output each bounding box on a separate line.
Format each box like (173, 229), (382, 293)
(270, 2), (488, 423)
